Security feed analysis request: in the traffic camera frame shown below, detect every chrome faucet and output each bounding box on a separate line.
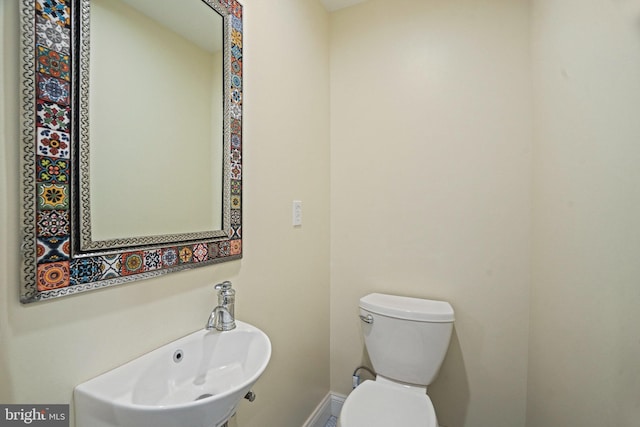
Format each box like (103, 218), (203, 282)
(206, 281), (236, 331)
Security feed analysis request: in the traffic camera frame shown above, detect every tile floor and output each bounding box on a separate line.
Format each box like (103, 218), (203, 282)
(324, 415), (338, 427)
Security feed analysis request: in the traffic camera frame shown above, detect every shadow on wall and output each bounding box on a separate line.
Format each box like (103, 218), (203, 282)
(357, 349), (375, 383)
(0, 0), (17, 404)
(425, 329), (469, 427)
(0, 334), (13, 402)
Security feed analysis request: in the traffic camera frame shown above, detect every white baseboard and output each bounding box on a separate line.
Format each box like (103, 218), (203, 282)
(302, 392), (346, 427)
(329, 393), (345, 418)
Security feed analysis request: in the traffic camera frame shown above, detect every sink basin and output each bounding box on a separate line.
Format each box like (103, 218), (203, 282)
(74, 321), (271, 427)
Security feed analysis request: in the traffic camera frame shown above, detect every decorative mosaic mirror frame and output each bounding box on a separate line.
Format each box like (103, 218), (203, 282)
(19, 0), (243, 303)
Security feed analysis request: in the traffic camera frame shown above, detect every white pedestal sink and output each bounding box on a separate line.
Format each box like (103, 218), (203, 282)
(74, 321), (271, 427)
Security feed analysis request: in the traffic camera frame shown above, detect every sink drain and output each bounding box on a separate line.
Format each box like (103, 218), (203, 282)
(195, 393), (214, 401)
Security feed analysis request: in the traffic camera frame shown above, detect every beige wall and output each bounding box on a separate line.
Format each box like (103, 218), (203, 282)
(0, 0), (15, 408)
(329, 1), (532, 427)
(0, 1), (330, 427)
(528, 1), (640, 426)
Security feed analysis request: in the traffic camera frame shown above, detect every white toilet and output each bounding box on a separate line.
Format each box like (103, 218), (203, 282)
(338, 293), (455, 427)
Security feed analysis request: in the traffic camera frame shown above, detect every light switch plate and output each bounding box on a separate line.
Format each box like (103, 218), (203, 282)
(292, 200), (302, 226)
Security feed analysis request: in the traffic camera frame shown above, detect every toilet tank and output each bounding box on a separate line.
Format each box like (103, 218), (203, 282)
(359, 293), (455, 386)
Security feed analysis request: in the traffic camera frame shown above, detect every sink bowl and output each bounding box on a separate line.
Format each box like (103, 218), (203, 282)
(74, 321), (271, 427)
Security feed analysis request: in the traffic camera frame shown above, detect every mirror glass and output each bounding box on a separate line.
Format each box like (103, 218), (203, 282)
(19, 0), (244, 303)
(89, 0), (224, 241)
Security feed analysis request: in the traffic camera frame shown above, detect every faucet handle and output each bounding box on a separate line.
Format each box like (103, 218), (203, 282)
(214, 281), (235, 303)
(214, 281), (233, 292)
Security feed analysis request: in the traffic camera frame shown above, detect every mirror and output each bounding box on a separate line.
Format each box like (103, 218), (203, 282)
(19, 0), (244, 303)
(87, 0), (224, 244)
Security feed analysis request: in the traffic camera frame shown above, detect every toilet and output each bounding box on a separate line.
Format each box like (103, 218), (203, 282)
(338, 293), (455, 427)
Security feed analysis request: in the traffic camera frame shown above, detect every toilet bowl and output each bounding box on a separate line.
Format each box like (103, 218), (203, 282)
(338, 380), (438, 427)
(337, 293), (454, 427)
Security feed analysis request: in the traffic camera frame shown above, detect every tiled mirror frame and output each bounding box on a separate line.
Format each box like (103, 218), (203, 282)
(19, 0), (243, 303)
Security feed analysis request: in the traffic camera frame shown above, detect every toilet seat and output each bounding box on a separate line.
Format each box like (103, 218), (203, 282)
(338, 380), (438, 427)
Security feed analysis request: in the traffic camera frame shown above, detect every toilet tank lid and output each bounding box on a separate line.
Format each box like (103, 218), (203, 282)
(359, 293), (454, 322)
